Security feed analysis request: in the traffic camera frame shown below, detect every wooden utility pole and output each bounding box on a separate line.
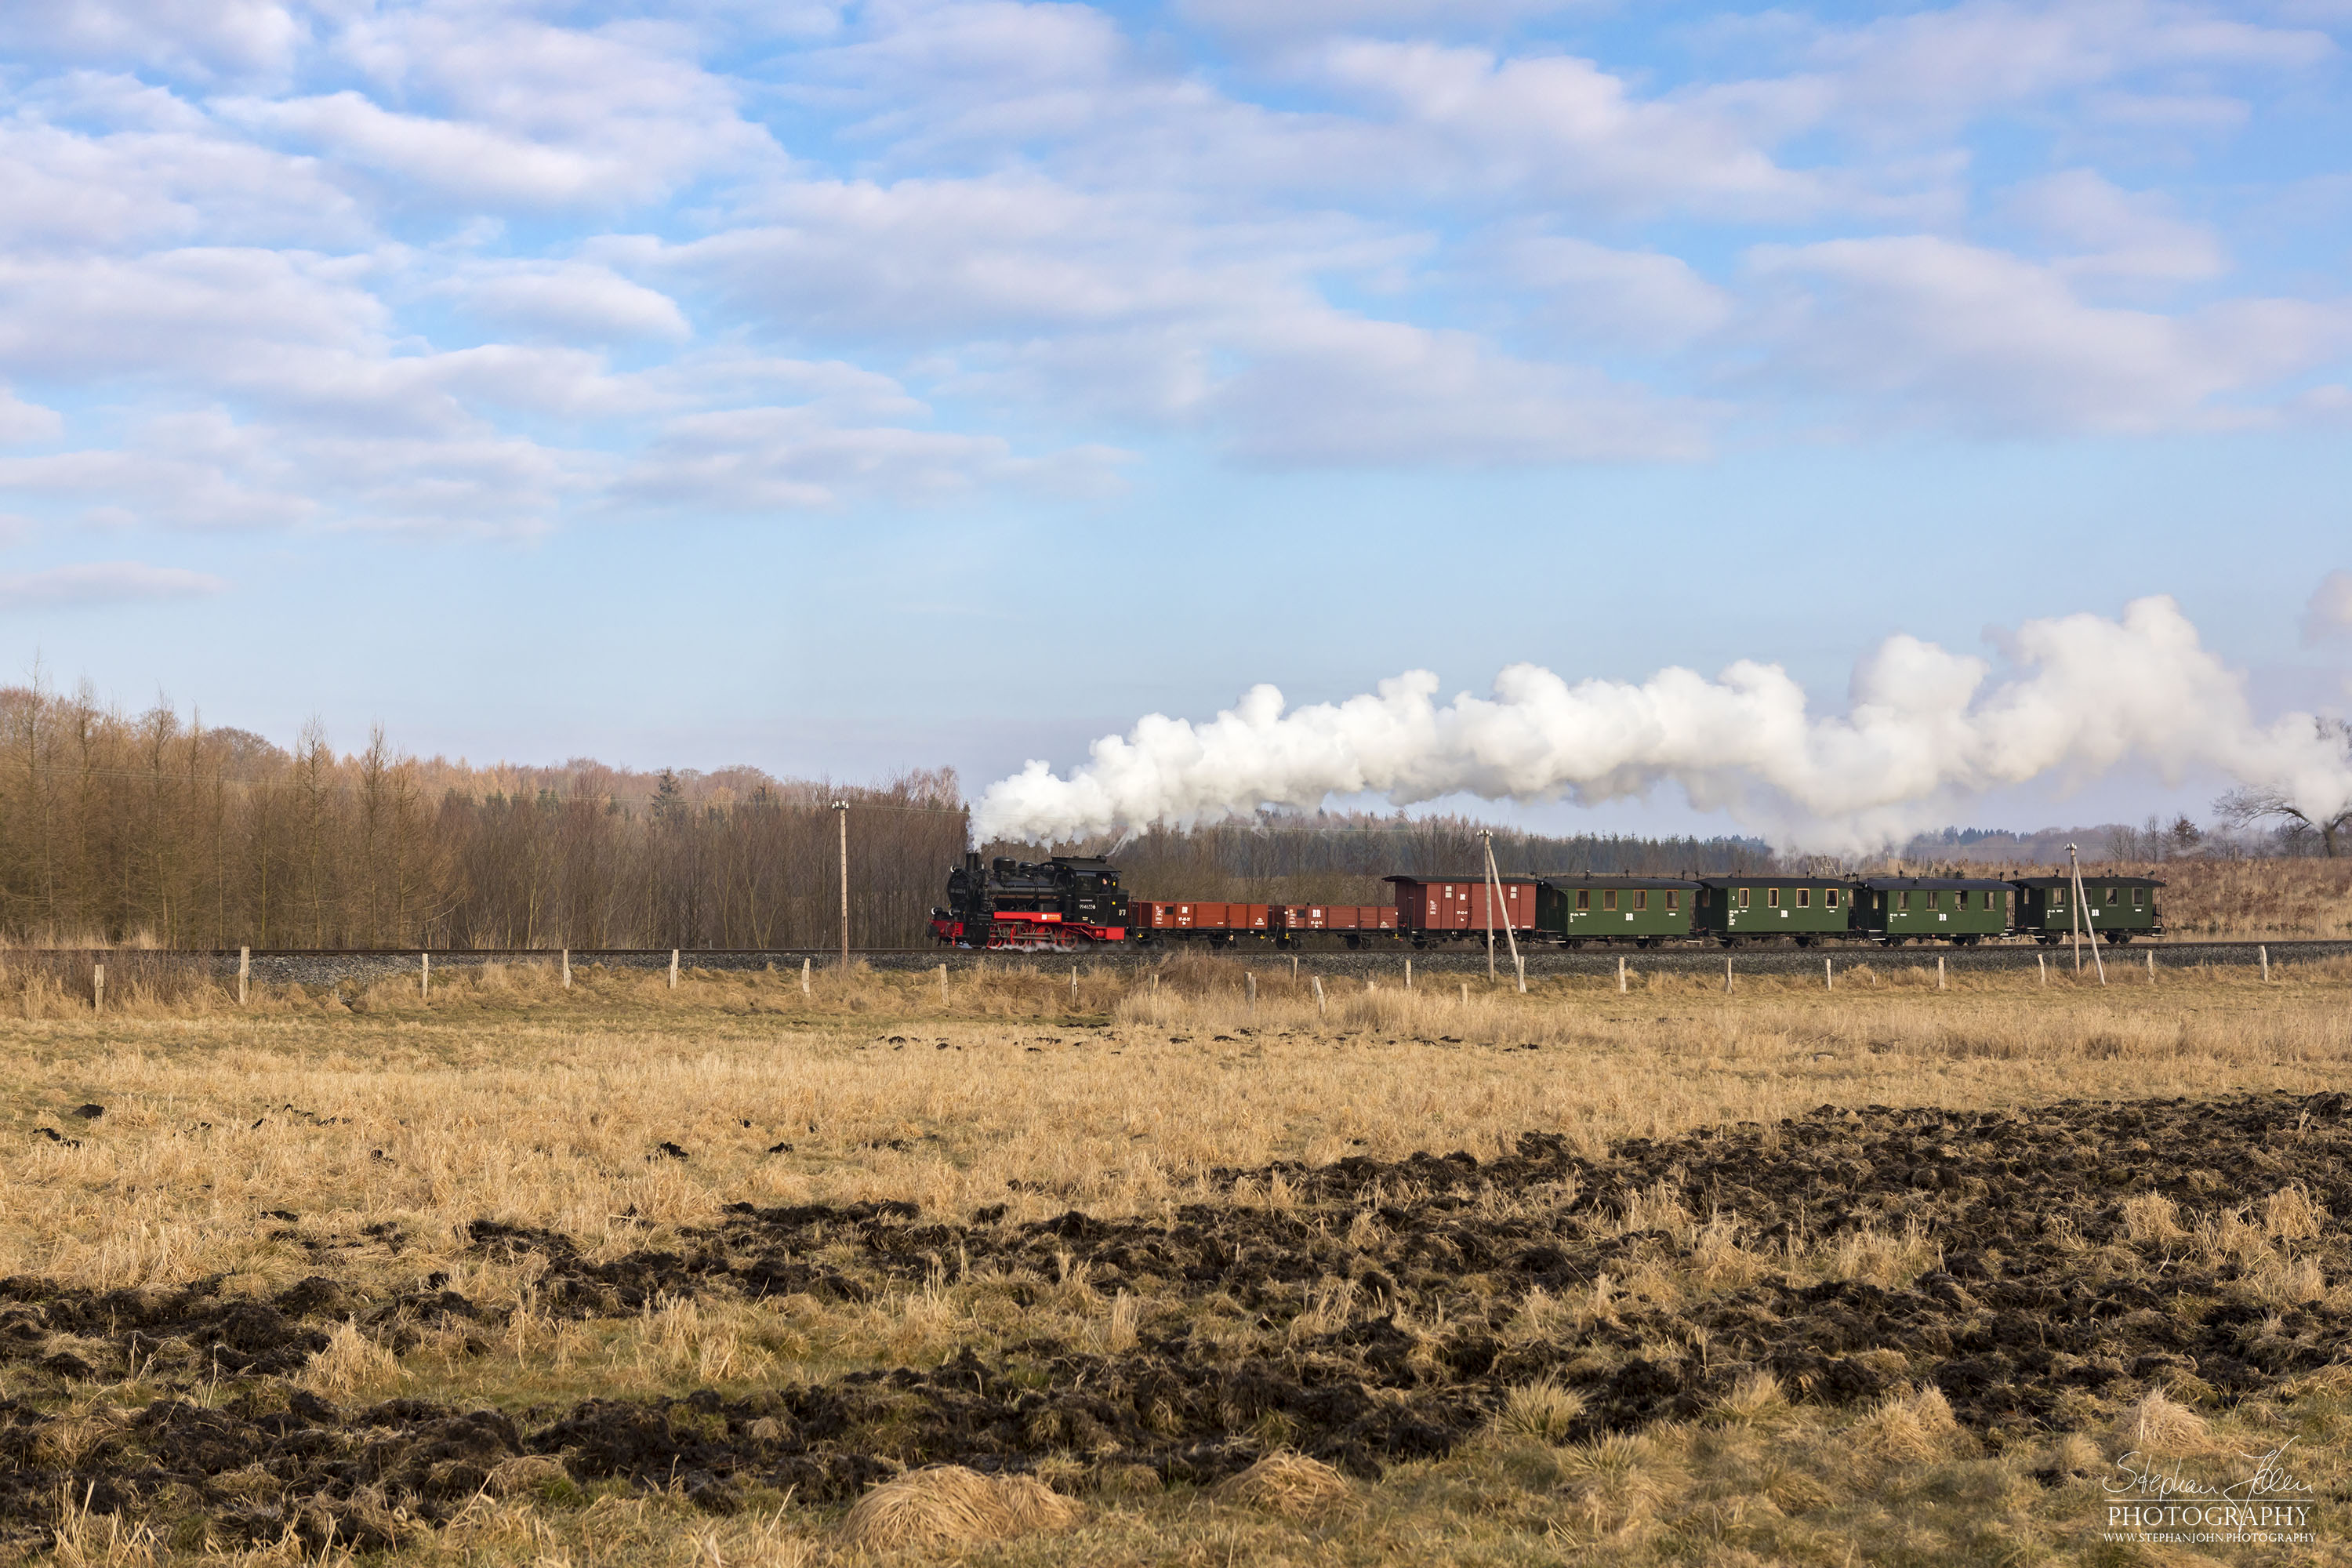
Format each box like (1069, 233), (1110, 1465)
(2066, 843), (2105, 984)
(838, 801), (850, 959)
(1482, 830), (1495, 982)
(1482, 832), (1524, 993)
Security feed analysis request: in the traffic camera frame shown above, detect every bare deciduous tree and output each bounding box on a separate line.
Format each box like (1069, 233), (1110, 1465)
(2213, 718), (2352, 858)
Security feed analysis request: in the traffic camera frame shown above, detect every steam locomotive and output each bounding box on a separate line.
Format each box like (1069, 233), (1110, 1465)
(931, 854), (2165, 950)
(931, 853), (1129, 949)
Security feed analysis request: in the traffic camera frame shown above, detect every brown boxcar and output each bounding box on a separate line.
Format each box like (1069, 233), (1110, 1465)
(1384, 875), (1538, 938)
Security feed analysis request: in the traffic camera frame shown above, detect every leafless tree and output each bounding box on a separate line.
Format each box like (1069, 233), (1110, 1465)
(2213, 718), (2352, 858)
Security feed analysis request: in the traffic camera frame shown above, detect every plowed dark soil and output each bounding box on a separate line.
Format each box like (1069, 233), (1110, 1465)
(2, 1089), (2345, 1550)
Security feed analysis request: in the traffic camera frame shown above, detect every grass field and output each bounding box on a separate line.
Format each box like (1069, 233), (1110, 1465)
(4, 957), (2348, 1566)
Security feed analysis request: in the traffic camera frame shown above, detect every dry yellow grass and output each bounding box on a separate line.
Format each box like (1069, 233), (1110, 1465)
(5, 956), (2349, 1566)
(835, 1466), (1080, 1551)
(3, 953), (2347, 1298)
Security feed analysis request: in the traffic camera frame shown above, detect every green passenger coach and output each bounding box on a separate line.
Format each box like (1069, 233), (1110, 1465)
(1534, 876), (1697, 946)
(2010, 875), (2164, 944)
(1851, 877), (2011, 944)
(1693, 876), (1853, 945)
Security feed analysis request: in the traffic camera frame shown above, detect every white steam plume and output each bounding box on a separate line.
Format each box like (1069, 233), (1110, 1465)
(974, 596), (2352, 851)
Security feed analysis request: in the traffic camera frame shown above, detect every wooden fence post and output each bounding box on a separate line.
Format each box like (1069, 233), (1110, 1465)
(939, 964), (949, 1003)
(421, 951), (430, 1000)
(238, 946), (249, 1007)
(1937, 956), (1945, 991)
(669, 949), (680, 990)
(1403, 959), (1412, 990)
(801, 957), (811, 996)
(1312, 975), (1326, 1017)
(1617, 956), (1626, 994)
(93, 961), (103, 1013)
(2147, 949), (2155, 985)
(1247, 972), (1256, 1012)
(1825, 958), (1833, 990)
(1724, 956), (1733, 993)
(561, 948), (571, 989)
(2038, 953), (2046, 987)
(2259, 945), (2270, 982)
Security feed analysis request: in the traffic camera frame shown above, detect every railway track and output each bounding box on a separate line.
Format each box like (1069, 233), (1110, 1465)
(25, 937), (2350, 985)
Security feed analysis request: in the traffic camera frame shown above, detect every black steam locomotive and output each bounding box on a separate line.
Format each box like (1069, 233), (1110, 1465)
(931, 852), (1129, 949)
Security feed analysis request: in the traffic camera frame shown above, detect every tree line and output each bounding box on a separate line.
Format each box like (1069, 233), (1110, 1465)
(0, 684), (964, 949)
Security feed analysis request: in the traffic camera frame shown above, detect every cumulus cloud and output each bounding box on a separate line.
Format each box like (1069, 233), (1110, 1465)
(1746, 235), (2352, 434)
(2002, 169), (2228, 283)
(0, 559), (227, 607)
(0, 0), (2343, 542)
(1497, 236), (1734, 350)
(1801, 0), (2336, 128)
(0, 1), (307, 80)
(434, 260), (692, 343)
(0, 390), (64, 446)
(1310, 38), (1830, 219)
(975, 596), (2352, 851)
(1210, 315), (1711, 465)
(614, 404), (1131, 513)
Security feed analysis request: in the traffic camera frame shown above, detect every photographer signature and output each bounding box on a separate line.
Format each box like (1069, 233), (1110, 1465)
(2107, 1440), (2317, 1504)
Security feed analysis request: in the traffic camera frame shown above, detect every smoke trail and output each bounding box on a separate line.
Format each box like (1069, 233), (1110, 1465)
(974, 596), (2352, 850)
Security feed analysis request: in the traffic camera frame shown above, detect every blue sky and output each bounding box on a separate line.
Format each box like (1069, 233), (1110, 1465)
(0, 0), (2347, 834)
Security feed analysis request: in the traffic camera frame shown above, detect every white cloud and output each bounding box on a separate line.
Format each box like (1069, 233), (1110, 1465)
(0, 0), (307, 80)
(434, 260), (692, 343)
(1176, 0), (1598, 39)
(223, 93), (626, 208)
(1802, 0), (2336, 127)
(2002, 169), (2228, 284)
(1497, 236), (1734, 350)
(1746, 235), (2352, 434)
(1211, 314), (1711, 466)
(614, 405), (1129, 512)
(252, 8), (780, 210)
(0, 390), (64, 445)
(1309, 38), (1831, 219)
(2306, 570), (2352, 645)
(0, 559), (227, 607)
(0, 111), (363, 252)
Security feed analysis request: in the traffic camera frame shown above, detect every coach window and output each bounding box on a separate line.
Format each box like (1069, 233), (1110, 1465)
(1665, 890), (1679, 911)
(1634, 889), (1649, 911)
(1795, 887), (1809, 909)
(2107, 885), (2119, 905)
(1737, 887), (1751, 909)
(1897, 889), (1910, 912)
(1825, 887), (1838, 909)
(2132, 887), (2145, 909)
(1603, 889), (1617, 911)
(1576, 887), (1589, 910)
(1767, 887), (1780, 908)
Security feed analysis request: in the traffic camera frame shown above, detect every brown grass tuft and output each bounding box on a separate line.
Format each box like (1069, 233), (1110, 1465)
(484, 1455), (572, 1497)
(1491, 1377), (1586, 1443)
(1210, 1452), (1355, 1519)
(2114, 1389), (2212, 1457)
(837, 1465), (1081, 1551)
